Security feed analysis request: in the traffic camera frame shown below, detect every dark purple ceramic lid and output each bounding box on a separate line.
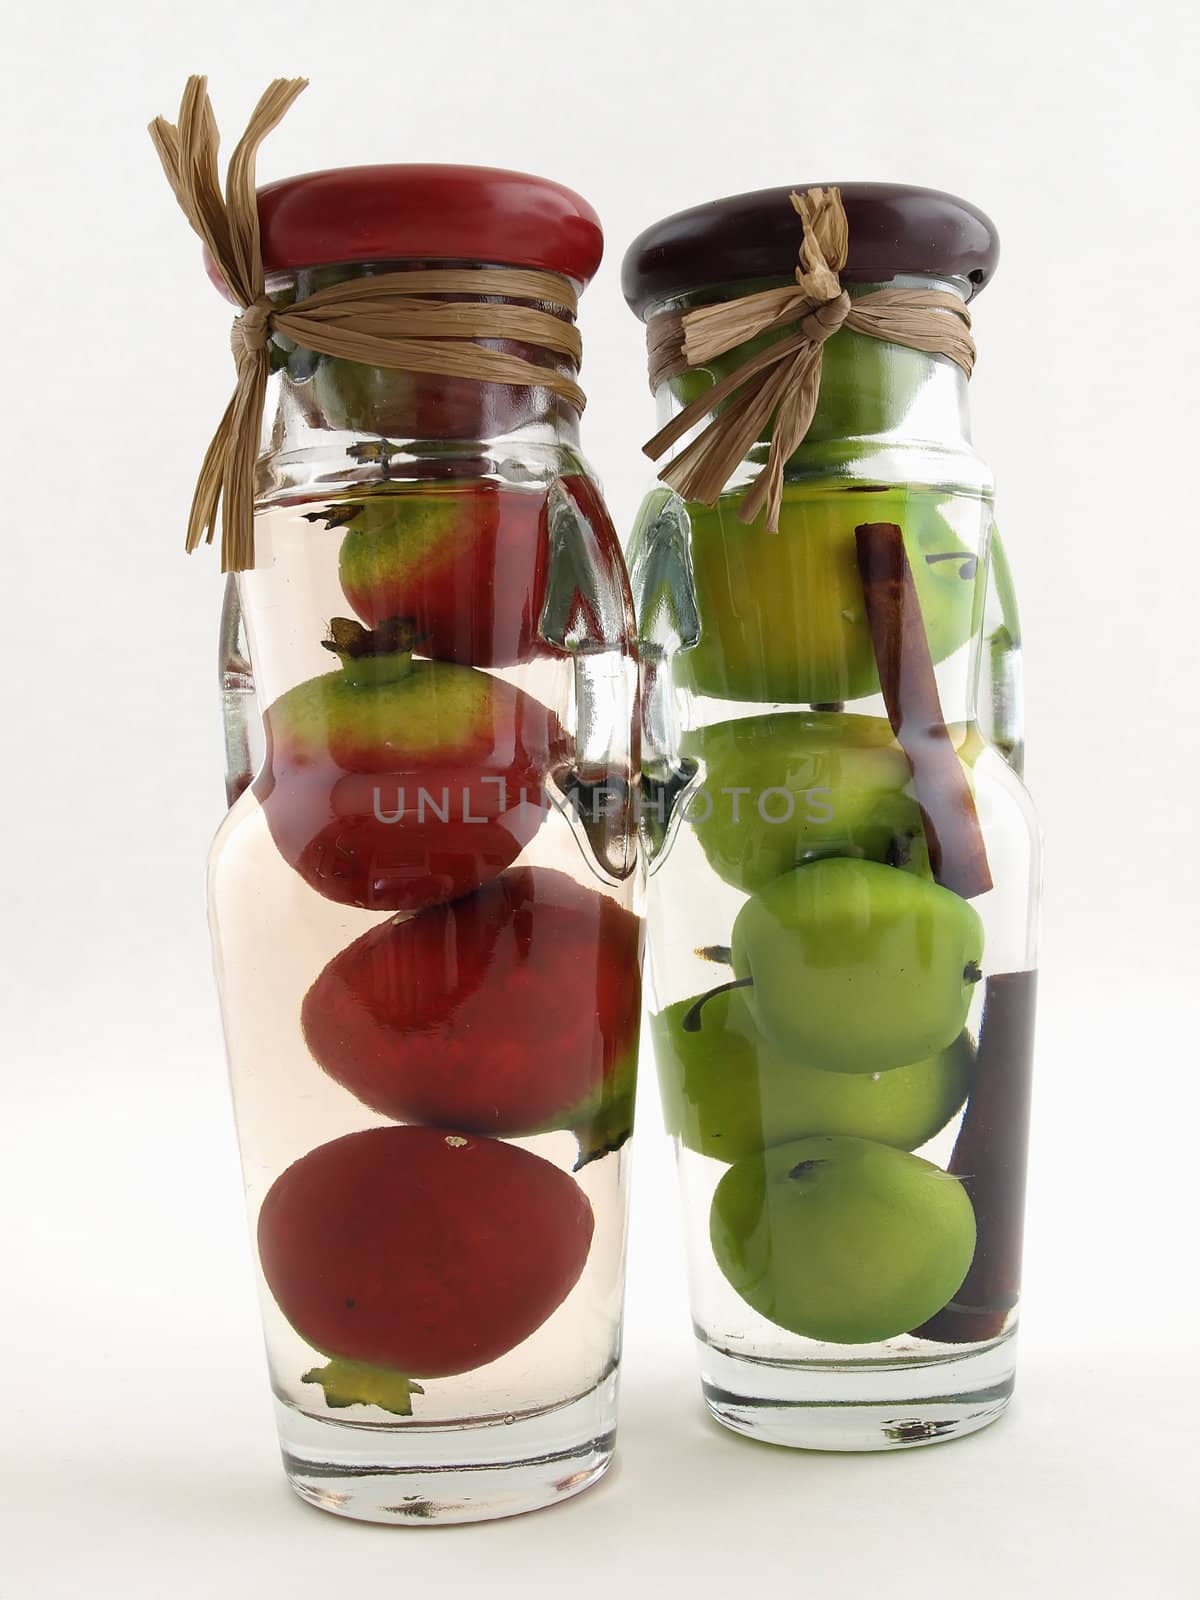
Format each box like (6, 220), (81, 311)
(621, 182), (999, 319)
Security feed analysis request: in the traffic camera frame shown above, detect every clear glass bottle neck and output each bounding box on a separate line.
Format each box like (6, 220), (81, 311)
(650, 275), (980, 487)
(635, 275), (995, 735)
(257, 260), (585, 503)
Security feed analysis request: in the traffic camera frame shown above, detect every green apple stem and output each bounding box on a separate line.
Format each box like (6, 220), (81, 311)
(924, 549), (979, 580)
(682, 977), (754, 1032)
(695, 944), (733, 965)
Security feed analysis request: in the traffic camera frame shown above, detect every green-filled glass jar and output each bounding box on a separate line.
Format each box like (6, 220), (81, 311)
(624, 183), (1039, 1452)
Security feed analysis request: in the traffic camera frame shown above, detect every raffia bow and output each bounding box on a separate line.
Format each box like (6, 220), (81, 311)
(149, 77), (585, 572)
(642, 187), (976, 533)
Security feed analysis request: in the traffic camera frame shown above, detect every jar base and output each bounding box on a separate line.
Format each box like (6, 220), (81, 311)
(275, 1374), (618, 1525)
(698, 1330), (1017, 1451)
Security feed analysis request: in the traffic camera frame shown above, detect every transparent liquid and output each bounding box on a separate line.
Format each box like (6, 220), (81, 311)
(209, 475), (642, 1517)
(634, 477), (1039, 1449)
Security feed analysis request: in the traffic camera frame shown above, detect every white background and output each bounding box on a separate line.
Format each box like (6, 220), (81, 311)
(2, 1), (1198, 1594)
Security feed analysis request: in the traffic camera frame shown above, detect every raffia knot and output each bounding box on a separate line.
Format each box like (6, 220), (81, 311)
(231, 296), (275, 361)
(150, 76), (588, 573)
(799, 289), (850, 342)
(642, 186), (976, 533)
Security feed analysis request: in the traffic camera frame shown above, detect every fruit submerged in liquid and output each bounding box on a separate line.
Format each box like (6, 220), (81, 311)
(683, 711), (931, 893)
(302, 867), (641, 1150)
(258, 1126), (595, 1405)
(653, 987), (971, 1163)
(254, 618), (564, 911)
(710, 1135), (977, 1344)
(679, 485), (978, 705)
(729, 857), (984, 1073)
(666, 321), (932, 447)
(330, 483), (549, 669)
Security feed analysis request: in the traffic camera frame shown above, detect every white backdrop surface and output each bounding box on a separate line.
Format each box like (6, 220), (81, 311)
(1, 1), (1197, 1594)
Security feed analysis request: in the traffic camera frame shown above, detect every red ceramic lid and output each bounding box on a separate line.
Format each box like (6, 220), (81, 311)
(205, 164), (604, 293)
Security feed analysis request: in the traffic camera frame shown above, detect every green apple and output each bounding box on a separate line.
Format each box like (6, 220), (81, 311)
(653, 987), (971, 1162)
(710, 1135), (977, 1343)
(667, 315), (930, 446)
(678, 482), (977, 705)
(728, 857), (984, 1073)
(682, 710), (931, 892)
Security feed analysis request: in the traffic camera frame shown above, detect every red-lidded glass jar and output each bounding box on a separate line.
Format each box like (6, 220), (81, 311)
(201, 163), (643, 1524)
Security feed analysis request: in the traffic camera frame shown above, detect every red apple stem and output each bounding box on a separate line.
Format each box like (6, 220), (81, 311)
(855, 522), (993, 900)
(321, 615), (422, 658)
(914, 970), (1037, 1343)
(301, 1358), (426, 1416)
(573, 1122), (634, 1172)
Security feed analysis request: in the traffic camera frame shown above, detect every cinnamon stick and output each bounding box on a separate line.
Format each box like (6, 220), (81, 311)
(855, 521), (993, 899)
(914, 970), (1037, 1342)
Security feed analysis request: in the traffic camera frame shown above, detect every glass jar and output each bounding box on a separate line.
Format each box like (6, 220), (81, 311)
(206, 165), (643, 1522)
(623, 183), (1039, 1450)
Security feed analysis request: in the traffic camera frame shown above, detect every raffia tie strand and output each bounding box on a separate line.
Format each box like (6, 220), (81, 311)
(149, 78), (585, 572)
(642, 187), (976, 533)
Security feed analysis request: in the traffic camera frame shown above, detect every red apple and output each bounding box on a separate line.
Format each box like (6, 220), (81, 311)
(321, 476), (619, 669)
(258, 1126), (594, 1407)
(331, 483), (542, 669)
(254, 618), (565, 911)
(301, 867), (642, 1156)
